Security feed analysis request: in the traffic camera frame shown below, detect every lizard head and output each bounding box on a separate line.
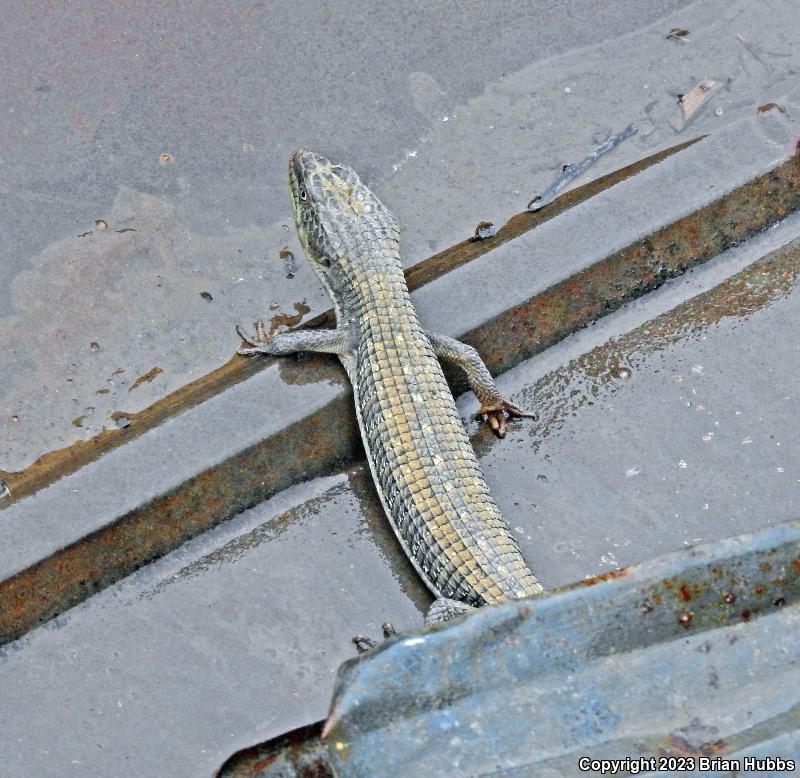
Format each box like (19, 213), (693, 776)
(288, 149), (399, 307)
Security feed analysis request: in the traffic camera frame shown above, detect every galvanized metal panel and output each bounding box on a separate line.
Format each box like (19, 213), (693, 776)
(320, 519), (800, 776)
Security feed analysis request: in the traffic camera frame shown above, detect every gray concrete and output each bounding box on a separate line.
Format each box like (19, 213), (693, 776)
(0, 473), (424, 778)
(467, 224), (800, 587)
(0, 360), (345, 581)
(3, 0), (799, 472)
(2, 214), (799, 778)
(412, 113), (797, 337)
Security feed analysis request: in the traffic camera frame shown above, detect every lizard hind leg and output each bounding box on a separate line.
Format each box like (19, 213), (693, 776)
(424, 597), (475, 625)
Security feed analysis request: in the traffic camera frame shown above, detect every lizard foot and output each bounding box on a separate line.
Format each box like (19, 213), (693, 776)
(473, 399), (538, 438)
(235, 321), (275, 356)
(351, 623), (397, 655)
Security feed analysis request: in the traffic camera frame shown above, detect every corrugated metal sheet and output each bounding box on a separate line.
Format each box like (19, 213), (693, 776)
(221, 518), (800, 777)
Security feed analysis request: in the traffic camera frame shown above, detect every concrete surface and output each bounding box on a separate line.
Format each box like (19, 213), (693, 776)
(0, 359), (347, 581)
(411, 113), (796, 337)
(3, 0), (799, 472)
(2, 213), (799, 777)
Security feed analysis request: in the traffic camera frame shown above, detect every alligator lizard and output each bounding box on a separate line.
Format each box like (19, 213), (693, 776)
(236, 150), (543, 624)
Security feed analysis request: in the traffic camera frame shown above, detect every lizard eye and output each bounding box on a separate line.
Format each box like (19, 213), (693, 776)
(298, 187), (308, 202)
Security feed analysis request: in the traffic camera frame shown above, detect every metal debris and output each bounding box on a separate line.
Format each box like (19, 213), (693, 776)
(216, 723), (331, 778)
(527, 124), (638, 211)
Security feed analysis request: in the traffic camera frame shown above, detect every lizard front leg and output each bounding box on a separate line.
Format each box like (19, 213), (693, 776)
(426, 330), (537, 438)
(236, 320), (351, 357)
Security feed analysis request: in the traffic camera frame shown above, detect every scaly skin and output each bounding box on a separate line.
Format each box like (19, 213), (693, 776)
(237, 149), (542, 622)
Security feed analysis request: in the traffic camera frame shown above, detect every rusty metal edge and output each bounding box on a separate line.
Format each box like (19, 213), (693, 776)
(0, 135), (704, 506)
(214, 721), (330, 778)
(1, 151), (799, 649)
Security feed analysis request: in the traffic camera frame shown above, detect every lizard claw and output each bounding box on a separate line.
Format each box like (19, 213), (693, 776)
(352, 623), (397, 654)
(352, 635), (377, 654)
(473, 399), (538, 438)
(236, 320), (274, 355)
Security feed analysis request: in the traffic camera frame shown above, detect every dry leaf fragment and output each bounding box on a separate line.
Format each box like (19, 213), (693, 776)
(680, 79), (719, 121)
(757, 102), (786, 114)
(667, 27), (689, 40)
